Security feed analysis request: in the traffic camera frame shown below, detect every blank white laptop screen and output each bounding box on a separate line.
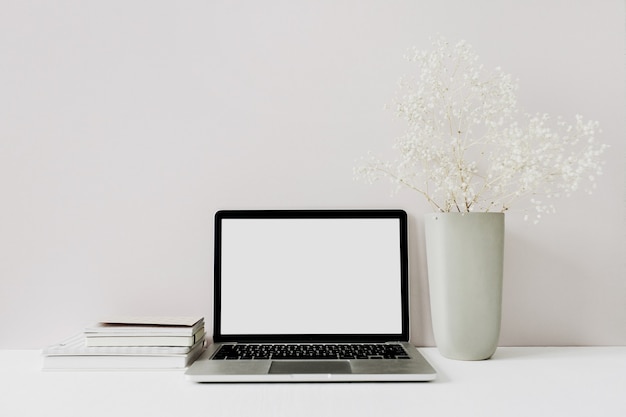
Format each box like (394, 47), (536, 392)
(218, 214), (404, 337)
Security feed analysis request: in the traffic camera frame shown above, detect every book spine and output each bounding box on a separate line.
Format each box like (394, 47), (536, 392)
(85, 330), (205, 347)
(84, 321), (205, 336)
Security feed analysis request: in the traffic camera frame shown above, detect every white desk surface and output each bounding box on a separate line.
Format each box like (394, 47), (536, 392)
(1, 347), (624, 417)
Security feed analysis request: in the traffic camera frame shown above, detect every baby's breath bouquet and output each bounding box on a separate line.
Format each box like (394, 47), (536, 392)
(355, 37), (607, 221)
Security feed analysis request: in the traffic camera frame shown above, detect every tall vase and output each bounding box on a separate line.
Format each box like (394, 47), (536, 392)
(424, 212), (504, 360)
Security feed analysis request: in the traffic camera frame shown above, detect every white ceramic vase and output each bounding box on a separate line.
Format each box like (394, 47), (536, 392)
(424, 212), (504, 360)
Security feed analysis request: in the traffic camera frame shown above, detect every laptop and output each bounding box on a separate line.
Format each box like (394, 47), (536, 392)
(185, 209), (436, 382)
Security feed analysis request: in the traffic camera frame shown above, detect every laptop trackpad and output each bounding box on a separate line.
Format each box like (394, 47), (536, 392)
(269, 361), (352, 374)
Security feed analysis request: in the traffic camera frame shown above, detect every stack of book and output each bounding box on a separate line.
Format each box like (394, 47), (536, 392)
(42, 316), (206, 370)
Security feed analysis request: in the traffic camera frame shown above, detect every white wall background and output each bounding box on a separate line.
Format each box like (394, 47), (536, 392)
(1, 0), (624, 349)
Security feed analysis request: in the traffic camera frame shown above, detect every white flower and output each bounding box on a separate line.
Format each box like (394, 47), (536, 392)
(354, 37), (608, 221)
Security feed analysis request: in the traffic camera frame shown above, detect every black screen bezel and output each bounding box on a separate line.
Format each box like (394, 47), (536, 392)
(212, 209), (410, 343)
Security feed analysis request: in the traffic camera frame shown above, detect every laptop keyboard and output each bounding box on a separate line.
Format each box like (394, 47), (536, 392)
(213, 343), (411, 360)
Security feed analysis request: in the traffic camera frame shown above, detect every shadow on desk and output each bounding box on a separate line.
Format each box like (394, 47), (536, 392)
(490, 346), (578, 360)
(421, 346), (579, 383)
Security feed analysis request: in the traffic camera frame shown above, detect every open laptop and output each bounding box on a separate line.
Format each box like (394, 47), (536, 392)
(185, 209), (436, 382)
